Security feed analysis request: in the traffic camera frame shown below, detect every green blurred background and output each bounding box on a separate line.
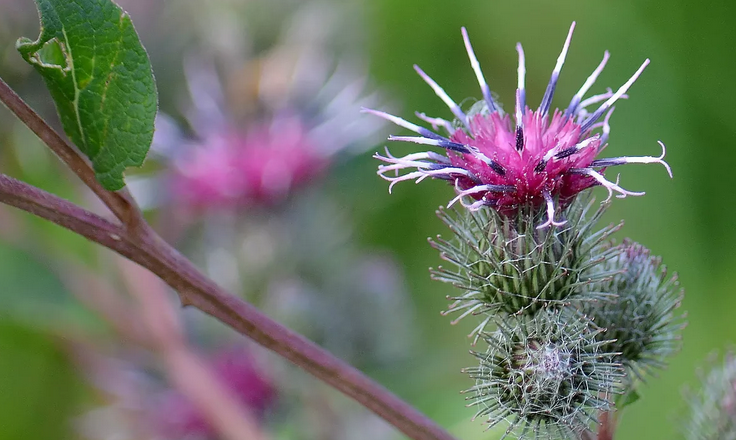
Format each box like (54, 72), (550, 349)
(0, 0), (734, 439)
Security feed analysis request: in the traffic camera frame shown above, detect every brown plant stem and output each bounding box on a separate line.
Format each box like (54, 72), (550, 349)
(0, 78), (142, 226)
(0, 77), (457, 440)
(597, 411), (615, 440)
(579, 410), (616, 440)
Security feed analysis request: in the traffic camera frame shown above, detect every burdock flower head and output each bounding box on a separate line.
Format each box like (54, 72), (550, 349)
(366, 22), (671, 227)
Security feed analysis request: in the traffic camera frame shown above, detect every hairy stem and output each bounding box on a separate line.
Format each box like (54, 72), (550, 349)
(0, 78), (456, 440)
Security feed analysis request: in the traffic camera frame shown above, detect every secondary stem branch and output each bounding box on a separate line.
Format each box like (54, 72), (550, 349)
(0, 77), (142, 226)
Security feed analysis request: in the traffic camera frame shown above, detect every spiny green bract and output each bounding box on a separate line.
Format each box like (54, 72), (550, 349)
(582, 239), (685, 381)
(682, 352), (736, 440)
(464, 309), (623, 440)
(430, 197), (621, 335)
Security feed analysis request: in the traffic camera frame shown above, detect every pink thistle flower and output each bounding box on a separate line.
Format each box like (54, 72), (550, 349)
(366, 22), (671, 228)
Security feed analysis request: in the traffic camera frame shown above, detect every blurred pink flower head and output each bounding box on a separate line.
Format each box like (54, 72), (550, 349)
(171, 117), (326, 208)
(143, 17), (385, 212)
(154, 348), (276, 439)
(368, 22), (671, 228)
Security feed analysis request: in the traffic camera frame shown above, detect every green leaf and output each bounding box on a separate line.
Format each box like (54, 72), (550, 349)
(616, 388), (641, 410)
(17, 0), (157, 191)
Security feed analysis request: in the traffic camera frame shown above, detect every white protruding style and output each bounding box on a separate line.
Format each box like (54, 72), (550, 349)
(581, 59), (650, 131)
(415, 112), (454, 134)
(576, 168), (646, 202)
(539, 22), (576, 116)
(593, 141), (673, 178)
(462, 27), (496, 112)
(566, 51), (610, 116)
(537, 190), (567, 229)
(414, 64), (470, 130)
(515, 43), (526, 126)
(447, 182), (515, 208)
